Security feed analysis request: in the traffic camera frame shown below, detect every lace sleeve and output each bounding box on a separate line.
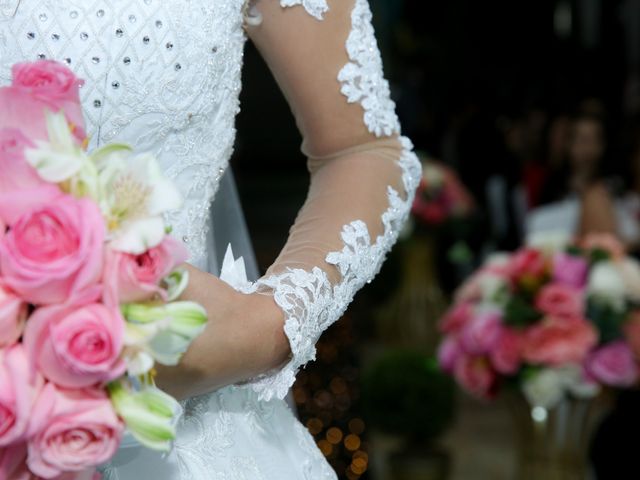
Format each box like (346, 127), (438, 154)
(244, 0), (421, 401)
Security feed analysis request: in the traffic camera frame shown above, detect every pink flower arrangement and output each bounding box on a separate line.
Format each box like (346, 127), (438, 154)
(0, 61), (208, 478)
(411, 159), (474, 227)
(438, 234), (640, 406)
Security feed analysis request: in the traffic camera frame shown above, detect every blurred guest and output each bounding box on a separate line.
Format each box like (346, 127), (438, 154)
(617, 117), (640, 253)
(570, 113), (617, 235)
(527, 111), (640, 245)
(548, 114), (571, 174)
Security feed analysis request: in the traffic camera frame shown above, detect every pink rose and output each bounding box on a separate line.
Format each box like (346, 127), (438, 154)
(586, 341), (639, 387)
(0, 184), (62, 227)
(522, 316), (598, 366)
(459, 310), (502, 355)
(24, 299), (125, 389)
(0, 345), (44, 447)
(440, 302), (474, 334)
(0, 281), (27, 347)
(27, 385), (123, 478)
(509, 248), (548, 282)
(0, 90), (85, 147)
(454, 355), (497, 399)
(7, 61), (85, 143)
(0, 194), (104, 305)
(552, 253), (589, 288)
(57, 469), (102, 480)
(0, 443), (31, 480)
(12, 61), (83, 103)
(535, 283), (584, 319)
(0, 128), (45, 194)
(438, 336), (462, 373)
(489, 327), (523, 375)
(103, 236), (188, 305)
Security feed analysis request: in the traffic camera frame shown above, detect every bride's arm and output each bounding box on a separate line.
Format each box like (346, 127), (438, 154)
(156, 0), (420, 399)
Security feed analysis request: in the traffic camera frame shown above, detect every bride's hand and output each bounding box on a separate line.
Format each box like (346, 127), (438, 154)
(154, 264), (291, 400)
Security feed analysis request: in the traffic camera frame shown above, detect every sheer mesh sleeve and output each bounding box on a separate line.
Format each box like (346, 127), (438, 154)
(243, 0), (421, 401)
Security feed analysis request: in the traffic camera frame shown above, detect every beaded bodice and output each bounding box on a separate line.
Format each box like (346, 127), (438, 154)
(0, 0), (246, 266)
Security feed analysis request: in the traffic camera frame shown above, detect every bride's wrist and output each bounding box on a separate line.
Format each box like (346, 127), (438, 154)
(240, 291), (291, 370)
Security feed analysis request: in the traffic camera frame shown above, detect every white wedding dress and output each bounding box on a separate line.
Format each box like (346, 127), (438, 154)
(0, 1), (420, 478)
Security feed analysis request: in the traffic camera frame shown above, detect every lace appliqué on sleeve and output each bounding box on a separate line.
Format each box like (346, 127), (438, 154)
(248, 137), (421, 401)
(279, 0), (329, 20)
(338, 0), (401, 137)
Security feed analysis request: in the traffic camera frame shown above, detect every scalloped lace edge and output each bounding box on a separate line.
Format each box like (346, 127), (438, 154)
(279, 0), (329, 20)
(338, 0), (401, 137)
(246, 137), (421, 401)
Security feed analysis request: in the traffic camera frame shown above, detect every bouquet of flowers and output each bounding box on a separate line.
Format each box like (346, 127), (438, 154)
(0, 61), (208, 478)
(438, 233), (640, 409)
(411, 157), (473, 227)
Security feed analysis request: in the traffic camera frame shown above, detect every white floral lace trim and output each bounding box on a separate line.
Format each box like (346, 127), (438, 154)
(248, 137), (421, 401)
(338, 0), (401, 137)
(279, 0), (329, 20)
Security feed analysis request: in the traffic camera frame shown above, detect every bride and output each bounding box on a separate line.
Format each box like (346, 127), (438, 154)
(0, 0), (420, 478)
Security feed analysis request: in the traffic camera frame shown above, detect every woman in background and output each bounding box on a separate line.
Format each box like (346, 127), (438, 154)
(528, 110), (640, 245)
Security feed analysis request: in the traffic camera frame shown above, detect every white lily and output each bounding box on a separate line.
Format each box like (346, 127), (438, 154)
(25, 110), (90, 183)
(164, 269), (190, 302)
(122, 301), (208, 372)
(108, 380), (181, 452)
(96, 148), (182, 254)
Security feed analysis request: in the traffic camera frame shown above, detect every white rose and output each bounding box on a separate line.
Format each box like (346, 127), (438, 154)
(422, 163), (445, 188)
(555, 364), (600, 398)
(522, 369), (565, 409)
(527, 231), (571, 253)
(522, 365), (600, 410)
(477, 272), (508, 305)
(616, 258), (640, 302)
(588, 261), (627, 311)
(484, 252), (511, 269)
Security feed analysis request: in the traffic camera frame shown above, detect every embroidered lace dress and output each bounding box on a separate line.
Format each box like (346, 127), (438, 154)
(0, 0), (420, 478)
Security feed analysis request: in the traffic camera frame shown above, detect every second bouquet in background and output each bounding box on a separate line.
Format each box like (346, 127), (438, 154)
(437, 233), (640, 408)
(0, 60), (207, 478)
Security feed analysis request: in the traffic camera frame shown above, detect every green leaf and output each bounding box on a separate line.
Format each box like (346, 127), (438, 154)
(586, 298), (627, 344)
(504, 296), (543, 328)
(590, 248), (611, 265)
(90, 142), (133, 165)
(566, 245), (584, 256)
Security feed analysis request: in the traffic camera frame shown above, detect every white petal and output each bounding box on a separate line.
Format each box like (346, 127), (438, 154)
(26, 145), (85, 183)
(124, 322), (161, 347)
(522, 369), (564, 409)
(129, 153), (182, 214)
(46, 110), (76, 149)
(111, 216), (166, 254)
(124, 350), (155, 376)
(148, 330), (190, 366)
(147, 176), (182, 215)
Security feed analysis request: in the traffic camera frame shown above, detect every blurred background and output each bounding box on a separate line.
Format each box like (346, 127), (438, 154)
(231, 1), (640, 479)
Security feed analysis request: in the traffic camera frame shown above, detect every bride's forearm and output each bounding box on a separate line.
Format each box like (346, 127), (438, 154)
(154, 265), (291, 400)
